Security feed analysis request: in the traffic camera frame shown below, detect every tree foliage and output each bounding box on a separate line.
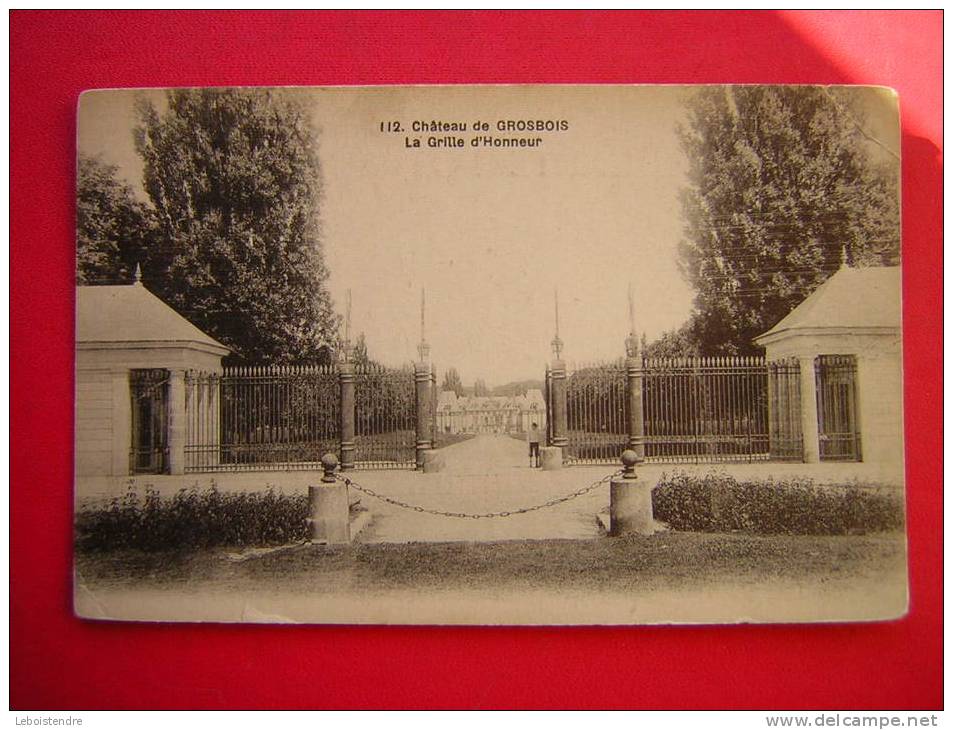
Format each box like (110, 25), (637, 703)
(134, 88), (337, 363)
(643, 324), (701, 359)
(678, 86), (900, 354)
(472, 378), (491, 397)
(76, 155), (155, 285)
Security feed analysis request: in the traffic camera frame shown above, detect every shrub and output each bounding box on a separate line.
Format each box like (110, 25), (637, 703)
(652, 472), (905, 535)
(75, 483), (309, 552)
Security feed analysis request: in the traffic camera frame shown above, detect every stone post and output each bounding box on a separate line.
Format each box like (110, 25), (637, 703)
(309, 453), (350, 544)
(339, 362), (356, 470)
(800, 354), (820, 463)
(609, 450), (656, 536)
(208, 375), (221, 469)
(549, 359), (569, 457)
(167, 369), (187, 475)
(625, 353), (645, 463)
(415, 361), (433, 470)
(539, 446), (563, 470)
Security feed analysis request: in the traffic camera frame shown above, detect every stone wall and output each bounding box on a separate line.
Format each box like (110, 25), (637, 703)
(74, 369), (115, 476)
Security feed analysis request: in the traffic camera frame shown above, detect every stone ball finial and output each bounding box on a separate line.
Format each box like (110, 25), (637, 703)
(321, 452), (339, 482)
(620, 449), (639, 478)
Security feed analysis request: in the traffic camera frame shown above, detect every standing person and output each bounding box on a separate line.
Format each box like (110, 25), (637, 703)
(527, 422), (541, 468)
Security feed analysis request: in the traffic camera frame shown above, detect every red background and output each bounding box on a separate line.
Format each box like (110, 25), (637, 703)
(10, 11), (943, 709)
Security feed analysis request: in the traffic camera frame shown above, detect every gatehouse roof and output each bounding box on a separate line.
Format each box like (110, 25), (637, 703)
(76, 282), (229, 354)
(754, 265), (901, 345)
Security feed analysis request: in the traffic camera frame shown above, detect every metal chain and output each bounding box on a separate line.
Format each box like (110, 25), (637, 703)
(336, 470), (622, 519)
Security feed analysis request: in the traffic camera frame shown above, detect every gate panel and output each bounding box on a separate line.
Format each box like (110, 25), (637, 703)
(185, 365), (339, 472)
(642, 357), (771, 464)
(565, 361), (627, 464)
(130, 368), (170, 474)
(354, 363), (417, 469)
(815, 355), (861, 461)
(768, 358), (803, 460)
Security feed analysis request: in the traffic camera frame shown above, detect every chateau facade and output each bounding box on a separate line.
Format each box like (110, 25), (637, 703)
(436, 390), (547, 435)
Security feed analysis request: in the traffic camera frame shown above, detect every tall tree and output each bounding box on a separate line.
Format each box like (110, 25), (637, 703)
(135, 88), (338, 363)
(643, 324), (700, 359)
(76, 155), (154, 285)
(441, 367), (465, 396)
(472, 378), (490, 397)
(678, 86), (900, 354)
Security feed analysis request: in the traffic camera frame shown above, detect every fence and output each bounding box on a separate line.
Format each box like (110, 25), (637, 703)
(557, 356), (803, 465)
(185, 365), (339, 472)
(353, 363), (417, 469)
(643, 356), (773, 463)
(564, 361), (628, 464)
(768, 357), (804, 460)
(184, 362), (430, 473)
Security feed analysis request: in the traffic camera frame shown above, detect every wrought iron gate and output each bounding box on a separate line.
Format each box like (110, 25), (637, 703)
(353, 363), (417, 469)
(186, 365), (340, 472)
(642, 357), (771, 463)
(130, 368), (170, 474)
(564, 361), (628, 464)
(547, 356), (802, 464)
(815, 355), (861, 461)
(767, 358), (803, 460)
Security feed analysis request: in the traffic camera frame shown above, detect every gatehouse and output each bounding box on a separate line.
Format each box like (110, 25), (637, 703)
(76, 263), (902, 481)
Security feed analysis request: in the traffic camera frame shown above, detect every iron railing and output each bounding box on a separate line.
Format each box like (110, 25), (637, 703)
(768, 357), (803, 460)
(184, 364), (339, 472)
(353, 363), (417, 469)
(642, 356), (771, 463)
(130, 368), (170, 474)
(555, 356), (803, 464)
(564, 360), (628, 464)
(815, 354), (861, 461)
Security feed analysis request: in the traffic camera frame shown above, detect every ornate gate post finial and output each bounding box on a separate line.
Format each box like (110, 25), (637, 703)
(417, 287), (430, 362)
(133, 262), (143, 285)
(342, 289), (352, 364)
(625, 332), (640, 358)
(625, 282), (639, 358)
(551, 287), (564, 360)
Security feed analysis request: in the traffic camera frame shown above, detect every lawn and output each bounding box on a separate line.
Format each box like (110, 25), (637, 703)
(75, 530), (905, 596)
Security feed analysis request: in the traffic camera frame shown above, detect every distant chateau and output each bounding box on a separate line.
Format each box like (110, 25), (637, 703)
(436, 390), (547, 435)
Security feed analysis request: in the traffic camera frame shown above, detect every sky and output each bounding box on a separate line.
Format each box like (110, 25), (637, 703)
(76, 85), (898, 387)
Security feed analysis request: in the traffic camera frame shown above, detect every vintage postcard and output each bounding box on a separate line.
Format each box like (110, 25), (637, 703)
(73, 85), (906, 624)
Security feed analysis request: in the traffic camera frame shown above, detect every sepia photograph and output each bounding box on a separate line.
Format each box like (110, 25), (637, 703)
(73, 84), (906, 625)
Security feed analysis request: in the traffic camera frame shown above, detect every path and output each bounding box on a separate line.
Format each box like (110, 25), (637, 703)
(354, 434), (611, 544)
(442, 432), (533, 475)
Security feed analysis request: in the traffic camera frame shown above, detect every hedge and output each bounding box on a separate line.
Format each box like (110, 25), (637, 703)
(652, 472), (905, 535)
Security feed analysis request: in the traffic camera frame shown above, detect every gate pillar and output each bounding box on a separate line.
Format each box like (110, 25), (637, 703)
(549, 359), (569, 456)
(415, 361), (433, 469)
(800, 354), (821, 463)
(625, 350), (645, 463)
(339, 362), (356, 470)
(168, 369), (187, 475)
